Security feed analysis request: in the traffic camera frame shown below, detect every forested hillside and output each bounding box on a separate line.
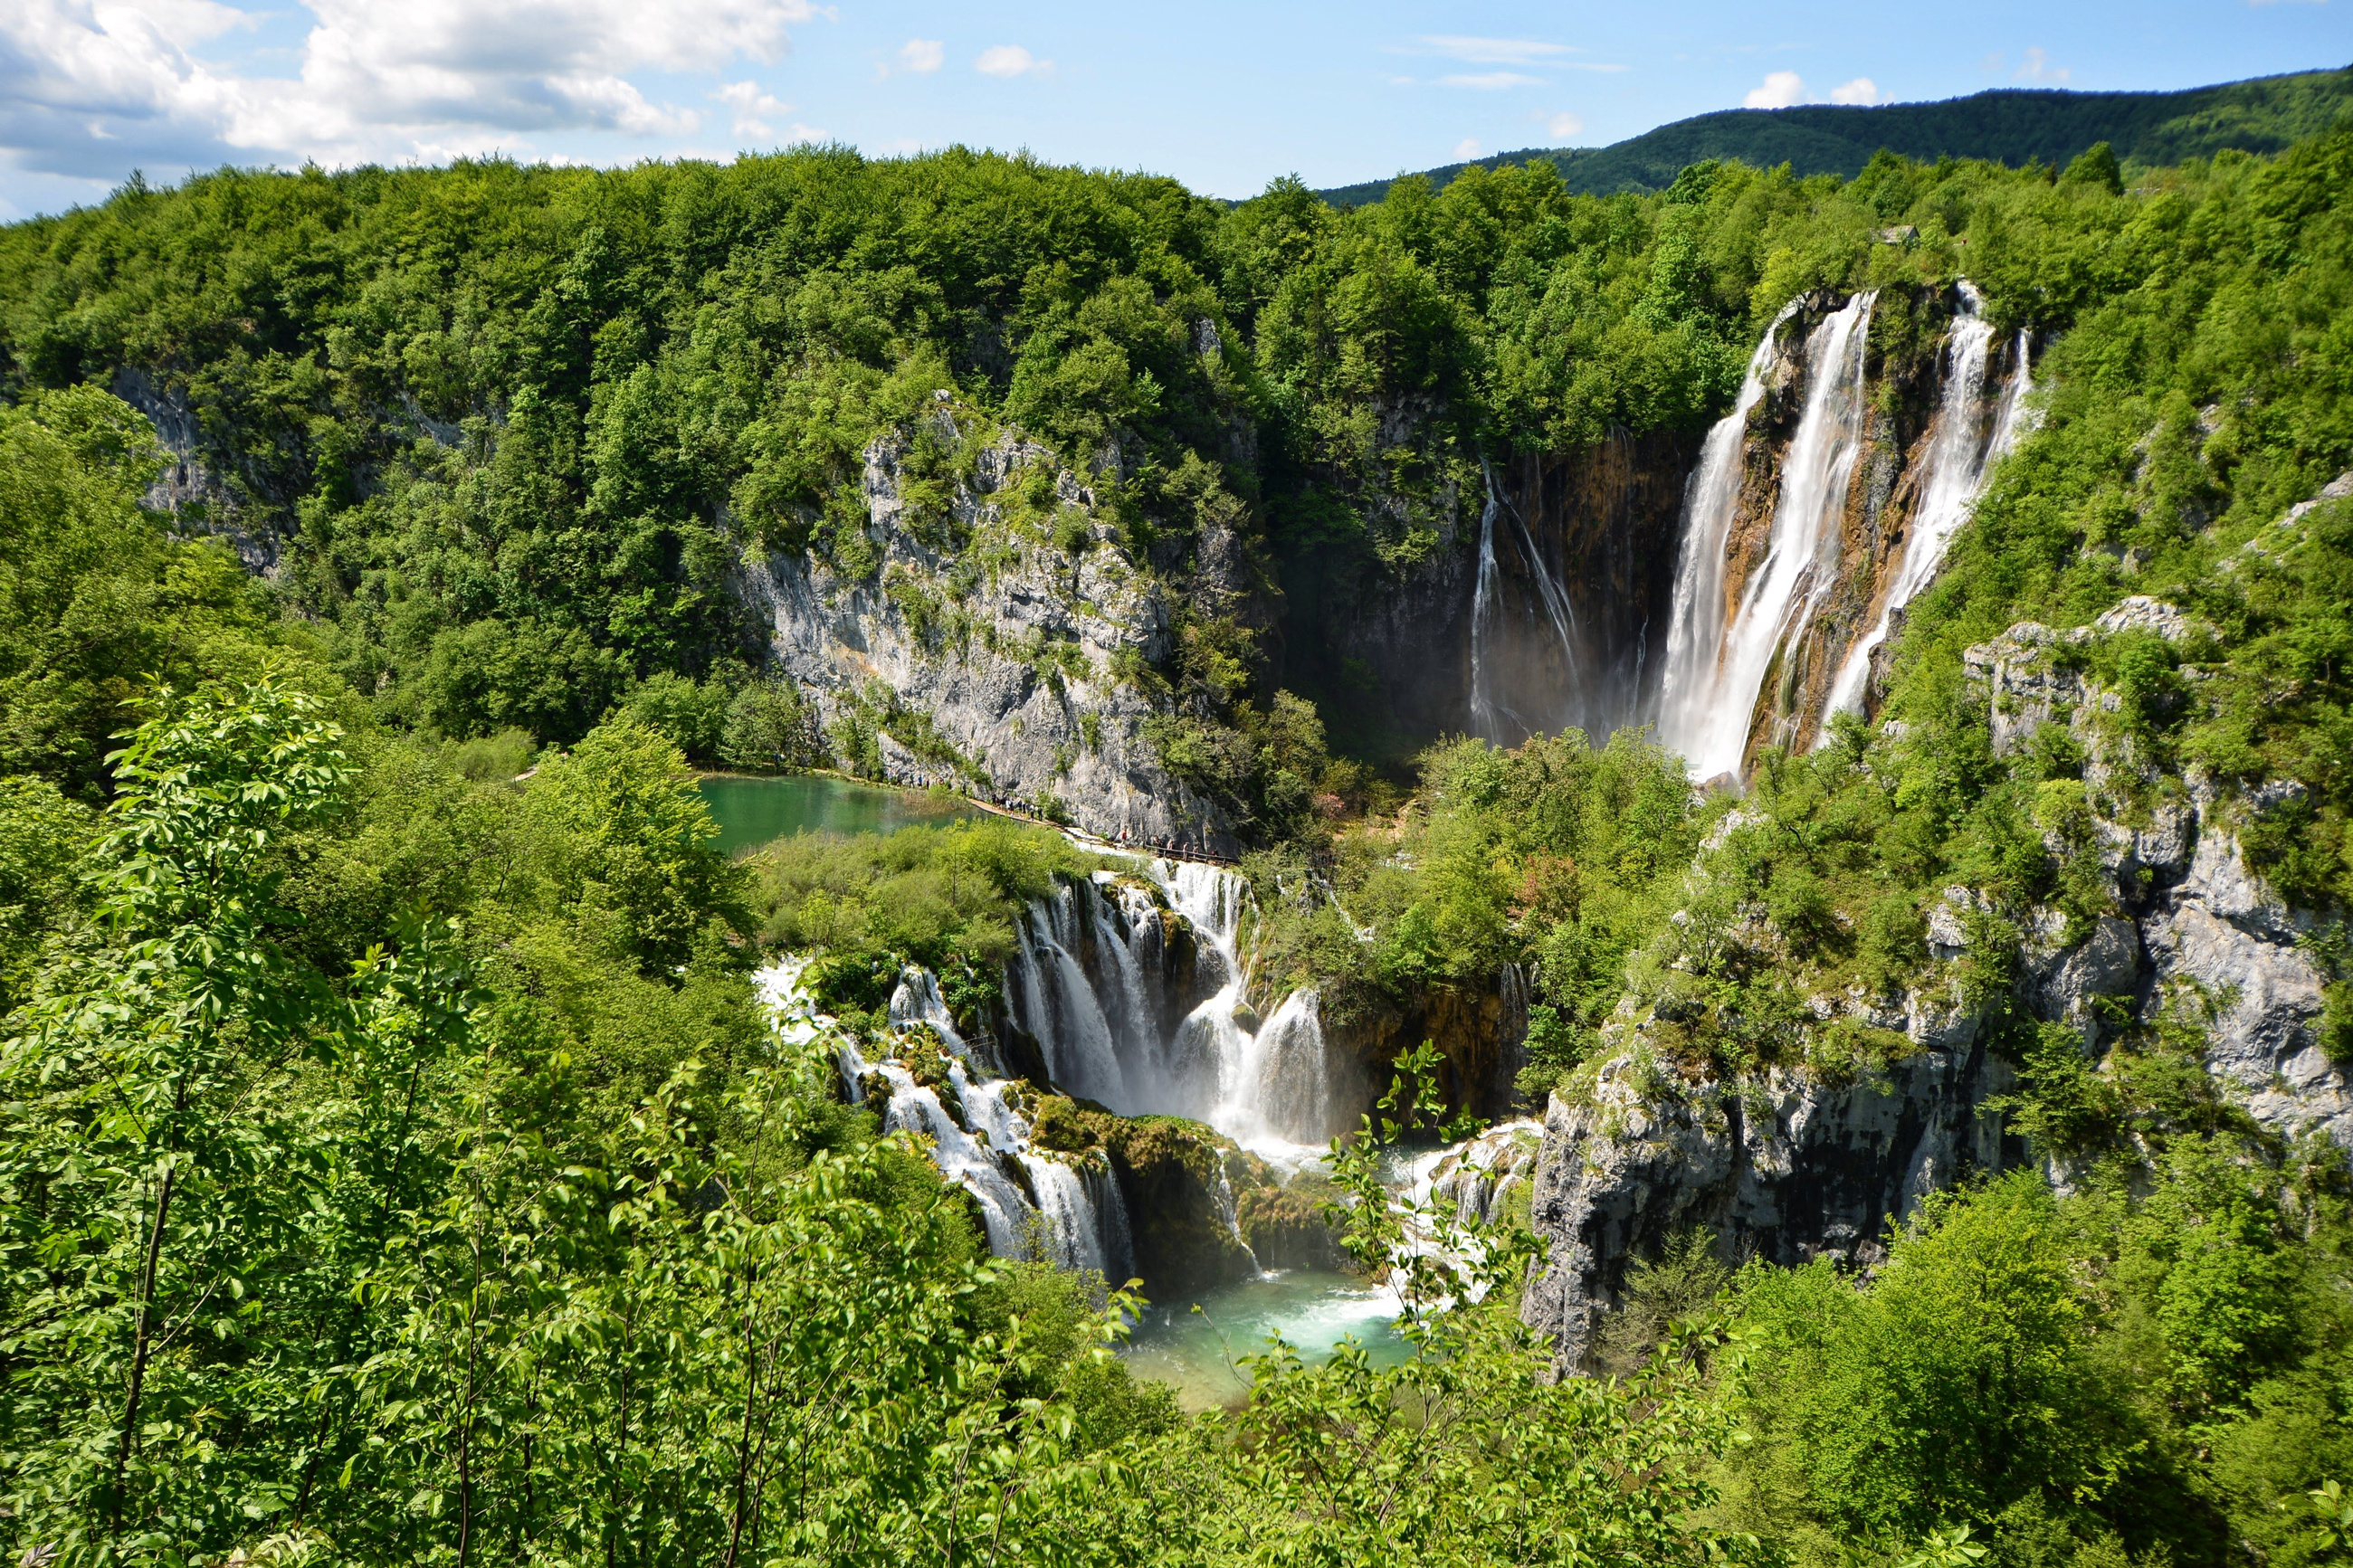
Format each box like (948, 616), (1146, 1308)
(1, 105), (2351, 1568)
(1316, 65), (2353, 206)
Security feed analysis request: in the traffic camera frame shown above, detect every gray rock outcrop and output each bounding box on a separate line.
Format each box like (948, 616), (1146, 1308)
(736, 409), (1242, 853)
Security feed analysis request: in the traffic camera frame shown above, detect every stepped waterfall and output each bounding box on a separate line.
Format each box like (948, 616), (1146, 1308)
(758, 856), (1357, 1278)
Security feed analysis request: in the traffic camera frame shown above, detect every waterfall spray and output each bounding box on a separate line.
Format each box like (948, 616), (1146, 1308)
(1467, 459), (1588, 746)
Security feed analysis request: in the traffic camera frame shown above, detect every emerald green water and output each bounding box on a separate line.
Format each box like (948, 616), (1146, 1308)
(1123, 1269), (1410, 1411)
(698, 774), (984, 855)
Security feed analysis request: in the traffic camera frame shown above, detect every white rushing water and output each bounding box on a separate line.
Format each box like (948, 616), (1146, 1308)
(1654, 292), (1876, 780)
(1149, 861), (1340, 1162)
(756, 852), (1377, 1280)
(1822, 290), (2034, 722)
(763, 955), (1137, 1276)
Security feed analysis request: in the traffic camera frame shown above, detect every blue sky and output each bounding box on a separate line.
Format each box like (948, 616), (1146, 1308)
(2, 0), (2347, 219)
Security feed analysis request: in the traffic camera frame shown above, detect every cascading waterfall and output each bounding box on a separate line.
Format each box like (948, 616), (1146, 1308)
(1655, 292), (1876, 780)
(1652, 299), (1796, 766)
(1236, 990), (1348, 1147)
(1091, 883), (1159, 1072)
(766, 850), (1363, 1279)
(1469, 476), (1510, 742)
(1822, 286), (2034, 721)
(1008, 886), (1129, 1108)
(764, 960), (1136, 1277)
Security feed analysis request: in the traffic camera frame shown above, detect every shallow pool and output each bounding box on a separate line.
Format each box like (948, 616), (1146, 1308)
(697, 774), (985, 855)
(1122, 1269), (1411, 1411)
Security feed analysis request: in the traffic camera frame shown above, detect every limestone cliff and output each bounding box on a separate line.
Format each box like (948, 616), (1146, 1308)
(736, 404), (1250, 853)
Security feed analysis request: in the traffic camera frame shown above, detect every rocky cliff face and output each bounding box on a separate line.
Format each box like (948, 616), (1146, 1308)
(1520, 584), (2353, 1373)
(109, 367), (297, 575)
(736, 404), (1249, 853)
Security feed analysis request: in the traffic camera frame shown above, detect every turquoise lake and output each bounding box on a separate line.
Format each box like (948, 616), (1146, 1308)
(1122, 1269), (1409, 1411)
(697, 774), (986, 855)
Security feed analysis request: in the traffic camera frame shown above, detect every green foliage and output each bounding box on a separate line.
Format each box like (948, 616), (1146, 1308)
(1713, 1138), (2353, 1568)
(0, 388), (290, 799)
(748, 815), (1107, 974)
(0, 149), (1247, 760)
(0, 774), (93, 1010)
(1723, 1174), (2141, 1548)
(1254, 726), (1711, 1086)
(522, 715), (751, 973)
(719, 675), (826, 773)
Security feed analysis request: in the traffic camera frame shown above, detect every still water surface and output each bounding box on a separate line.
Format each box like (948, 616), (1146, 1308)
(1123, 1269), (1410, 1411)
(698, 774), (984, 855)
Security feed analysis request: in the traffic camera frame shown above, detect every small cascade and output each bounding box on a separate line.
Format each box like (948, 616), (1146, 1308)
(1160, 860), (1257, 1124)
(889, 965), (1003, 1075)
(1021, 1153), (1110, 1273)
(1235, 990), (1347, 1146)
(760, 960), (1135, 1278)
(871, 1062), (1035, 1257)
(1824, 287), (2034, 720)
(1007, 887), (1129, 1109)
(1210, 1153), (1263, 1274)
(1087, 1161), (1138, 1284)
(1089, 875), (1160, 1076)
(1656, 293), (1876, 780)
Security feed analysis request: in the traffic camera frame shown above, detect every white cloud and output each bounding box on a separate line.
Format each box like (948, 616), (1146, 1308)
(1829, 77), (1881, 105)
(1414, 35), (1575, 65)
(898, 38), (943, 72)
(2015, 46), (2070, 83)
(1546, 110), (1584, 139)
(1440, 71), (1541, 90)
(1744, 70), (1806, 109)
(975, 43), (1050, 79)
(715, 80), (819, 142)
(0, 0), (819, 179)
(1453, 138), (1481, 159)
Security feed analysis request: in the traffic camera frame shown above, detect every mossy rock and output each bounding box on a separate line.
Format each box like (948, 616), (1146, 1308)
(1070, 1109), (1262, 1297)
(1236, 1175), (1349, 1272)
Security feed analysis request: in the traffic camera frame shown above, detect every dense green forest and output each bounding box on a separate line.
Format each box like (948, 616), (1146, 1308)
(3, 97), (2353, 1568)
(1316, 65), (2353, 207)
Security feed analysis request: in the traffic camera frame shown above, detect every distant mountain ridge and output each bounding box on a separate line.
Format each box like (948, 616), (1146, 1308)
(1314, 65), (2353, 207)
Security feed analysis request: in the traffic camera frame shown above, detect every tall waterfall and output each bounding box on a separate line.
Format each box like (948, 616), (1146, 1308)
(1654, 292), (1877, 781)
(1822, 292), (2034, 720)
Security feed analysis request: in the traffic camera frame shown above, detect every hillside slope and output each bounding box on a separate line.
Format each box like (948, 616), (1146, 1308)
(1317, 64), (2353, 207)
